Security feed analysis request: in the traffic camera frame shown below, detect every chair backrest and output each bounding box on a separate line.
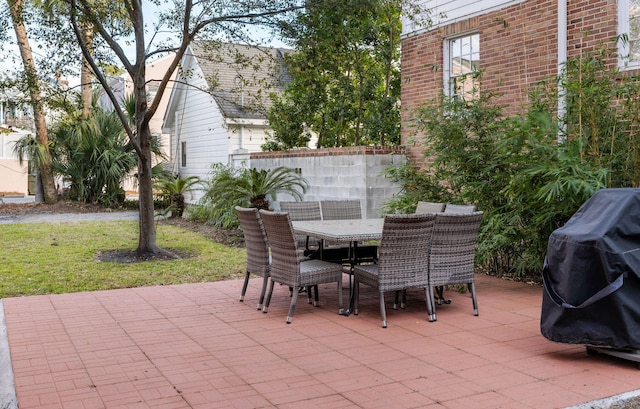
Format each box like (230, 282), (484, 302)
(321, 200), (362, 220)
(429, 212), (483, 285)
(444, 204), (477, 213)
(279, 201), (322, 221)
(376, 213), (437, 292)
(279, 201), (322, 249)
(235, 206), (269, 276)
(259, 210), (301, 284)
(415, 201), (445, 214)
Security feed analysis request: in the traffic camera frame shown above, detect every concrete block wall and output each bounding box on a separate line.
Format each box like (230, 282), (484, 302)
(250, 146), (406, 218)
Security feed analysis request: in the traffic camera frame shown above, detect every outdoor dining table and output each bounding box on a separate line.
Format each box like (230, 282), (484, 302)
(292, 218), (384, 315)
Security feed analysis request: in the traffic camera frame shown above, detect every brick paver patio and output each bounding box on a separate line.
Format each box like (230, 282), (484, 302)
(3, 274), (639, 408)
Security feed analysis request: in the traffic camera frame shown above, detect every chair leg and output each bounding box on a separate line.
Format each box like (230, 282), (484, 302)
(257, 276), (269, 310)
(262, 280), (276, 313)
(426, 286), (436, 322)
(469, 282), (478, 316)
(239, 271), (250, 301)
(393, 291), (400, 310)
(353, 279), (360, 315)
(307, 286), (313, 304)
(401, 289), (407, 309)
(313, 285), (319, 307)
(287, 287), (300, 324)
(379, 292), (387, 328)
(436, 286), (451, 304)
(337, 279), (344, 314)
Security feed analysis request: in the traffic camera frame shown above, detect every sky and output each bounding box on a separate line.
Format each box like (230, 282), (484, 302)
(0, 2), (288, 88)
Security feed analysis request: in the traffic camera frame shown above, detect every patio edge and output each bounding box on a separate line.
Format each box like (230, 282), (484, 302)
(0, 300), (18, 409)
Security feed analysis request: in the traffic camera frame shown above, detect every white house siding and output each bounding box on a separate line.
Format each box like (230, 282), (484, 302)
(227, 121), (269, 153)
(167, 61), (228, 203)
(402, 0), (527, 37)
(163, 42), (294, 203)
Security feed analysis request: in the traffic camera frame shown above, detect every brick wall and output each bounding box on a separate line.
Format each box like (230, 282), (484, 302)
(566, 0), (618, 60)
(401, 0), (619, 163)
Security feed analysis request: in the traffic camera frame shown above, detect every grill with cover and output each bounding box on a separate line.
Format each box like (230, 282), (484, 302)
(541, 188), (640, 355)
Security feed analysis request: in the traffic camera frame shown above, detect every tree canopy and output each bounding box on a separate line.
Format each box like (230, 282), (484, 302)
(265, 0), (405, 149)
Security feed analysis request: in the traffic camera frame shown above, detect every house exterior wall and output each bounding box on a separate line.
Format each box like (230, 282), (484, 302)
(401, 0), (618, 164)
(163, 44), (285, 203)
(0, 130), (30, 195)
(402, 0), (528, 35)
(172, 71), (229, 203)
(227, 121), (271, 167)
(0, 160), (28, 195)
(250, 147), (406, 219)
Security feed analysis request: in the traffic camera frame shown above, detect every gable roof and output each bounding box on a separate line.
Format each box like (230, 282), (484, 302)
(187, 41), (292, 120)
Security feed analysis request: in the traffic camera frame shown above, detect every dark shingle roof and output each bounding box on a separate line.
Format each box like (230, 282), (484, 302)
(187, 41), (292, 120)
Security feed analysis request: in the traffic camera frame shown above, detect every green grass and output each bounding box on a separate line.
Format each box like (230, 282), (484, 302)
(0, 221), (246, 298)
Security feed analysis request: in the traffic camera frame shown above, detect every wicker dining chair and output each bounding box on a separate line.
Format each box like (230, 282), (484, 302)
(320, 200), (362, 220)
(235, 206), (271, 310)
(391, 201), (447, 310)
(427, 211), (483, 322)
(431, 204), (479, 304)
(352, 213), (436, 328)
(259, 210), (344, 324)
(415, 201), (445, 214)
(444, 204), (477, 213)
(279, 201), (322, 255)
(319, 199), (378, 264)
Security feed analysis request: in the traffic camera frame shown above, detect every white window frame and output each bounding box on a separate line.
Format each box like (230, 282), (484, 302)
(618, 0), (640, 70)
(443, 32), (480, 99)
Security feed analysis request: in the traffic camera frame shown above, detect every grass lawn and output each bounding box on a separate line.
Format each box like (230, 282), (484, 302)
(0, 220), (246, 298)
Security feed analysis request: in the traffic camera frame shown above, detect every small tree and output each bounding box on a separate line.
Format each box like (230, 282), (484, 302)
(197, 164), (308, 228)
(154, 175), (201, 218)
(6, 0), (58, 203)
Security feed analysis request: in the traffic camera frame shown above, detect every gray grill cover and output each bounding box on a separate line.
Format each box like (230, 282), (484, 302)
(541, 188), (640, 350)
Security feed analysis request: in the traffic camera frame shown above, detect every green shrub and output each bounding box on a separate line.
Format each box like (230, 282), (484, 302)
(388, 46), (640, 279)
(196, 164), (308, 228)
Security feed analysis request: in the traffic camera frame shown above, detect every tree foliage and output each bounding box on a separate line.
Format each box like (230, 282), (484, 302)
(265, 0), (410, 149)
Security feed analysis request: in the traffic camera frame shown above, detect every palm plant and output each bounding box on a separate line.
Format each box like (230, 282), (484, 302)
(154, 174), (201, 218)
(51, 108), (137, 206)
(47, 93), (164, 207)
(198, 164), (308, 228)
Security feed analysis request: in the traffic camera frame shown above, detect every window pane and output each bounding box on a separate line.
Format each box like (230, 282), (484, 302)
(630, 14), (640, 62)
(447, 33), (479, 99)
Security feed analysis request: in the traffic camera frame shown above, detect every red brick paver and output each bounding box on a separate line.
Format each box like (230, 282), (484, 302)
(3, 274), (639, 408)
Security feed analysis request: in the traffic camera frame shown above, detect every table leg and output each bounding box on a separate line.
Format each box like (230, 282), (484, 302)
(340, 241), (357, 316)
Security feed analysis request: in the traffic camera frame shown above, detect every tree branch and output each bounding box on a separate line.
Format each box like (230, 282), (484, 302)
(68, 0), (140, 155)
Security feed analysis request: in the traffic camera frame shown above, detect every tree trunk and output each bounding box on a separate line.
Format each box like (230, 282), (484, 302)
(80, 25), (93, 118)
(8, 0), (58, 204)
(136, 122), (159, 254)
(171, 193), (185, 218)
